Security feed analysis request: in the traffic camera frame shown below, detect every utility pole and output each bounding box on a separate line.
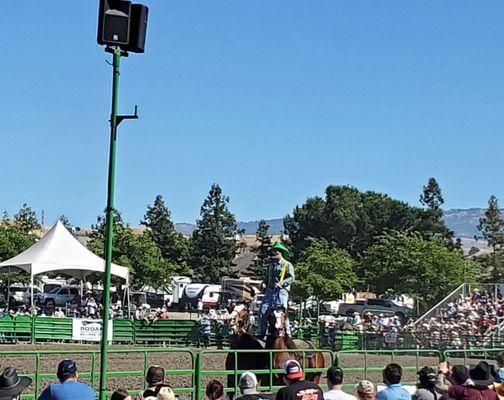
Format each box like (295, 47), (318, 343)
(96, 2), (148, 398)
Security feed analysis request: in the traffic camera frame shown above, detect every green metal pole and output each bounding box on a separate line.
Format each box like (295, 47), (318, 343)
(98, 47), (122, 400)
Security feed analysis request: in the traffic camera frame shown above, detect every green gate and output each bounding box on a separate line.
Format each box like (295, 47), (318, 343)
(196, 348), (333, 399)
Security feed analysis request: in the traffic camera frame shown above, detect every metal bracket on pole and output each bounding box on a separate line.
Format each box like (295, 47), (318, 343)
(116, 105), (139, 126)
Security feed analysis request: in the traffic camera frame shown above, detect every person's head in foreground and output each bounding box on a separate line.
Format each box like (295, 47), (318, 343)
(146, 366), (165, 387)
(417, 366), (436, 389)
(469, 361), (494, 387)
(205, 380), (225, 400)
(355, 380), (375, 400)
(382, 363), (402, 386)
(283, 360), (303, 384)
(326, 366), (344, 389)
(57, 359), (78, 383)
(0, 367), (32, 400)
(239, 371), (260, 395)
(110, 389), (131, 400)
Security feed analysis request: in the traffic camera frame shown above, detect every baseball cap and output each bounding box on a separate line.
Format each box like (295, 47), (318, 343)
(57, 359), (77, 381)
(146, 366), (165, 386)
(283, 360), (303, 380)
(239, 372), (259, 394)
(355, 380), (375, 397)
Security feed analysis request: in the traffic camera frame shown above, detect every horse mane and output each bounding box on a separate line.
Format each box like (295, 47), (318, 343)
(231, 332), (263, 350)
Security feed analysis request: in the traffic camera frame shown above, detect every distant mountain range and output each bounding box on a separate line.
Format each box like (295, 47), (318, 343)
(174, 208), (488, 238)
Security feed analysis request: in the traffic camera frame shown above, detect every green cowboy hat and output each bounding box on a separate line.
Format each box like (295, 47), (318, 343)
(272, 242), (289, 257)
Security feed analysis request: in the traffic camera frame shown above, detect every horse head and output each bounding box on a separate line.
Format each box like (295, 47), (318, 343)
(268, 307), (287, 337)
(229, 303), (251, 335)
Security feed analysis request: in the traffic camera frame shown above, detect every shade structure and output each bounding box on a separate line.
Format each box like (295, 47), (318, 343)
(0, 221), (129, 283)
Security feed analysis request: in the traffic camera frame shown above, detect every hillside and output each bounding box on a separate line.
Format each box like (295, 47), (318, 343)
(175, 208), (488, 238)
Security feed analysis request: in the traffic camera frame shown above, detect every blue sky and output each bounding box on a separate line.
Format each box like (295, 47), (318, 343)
(2, 2), (504, 227)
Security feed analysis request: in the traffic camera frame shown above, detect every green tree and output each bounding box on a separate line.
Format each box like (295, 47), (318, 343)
(88, 210), (174, 288)
(0, 215), (37, 262)
(477, 195), (504, 281)
(359, 231), (478, 312)
(284, 185), (421, 258)
(141, 195), (190, 275)
(14, 203), (40, 233)
(416, 178), (454, 245)
(246, 220), (272, 280)
(0, 215), (33, 283)
(291, 238), (356, 301)
(191, 184), (237, 283)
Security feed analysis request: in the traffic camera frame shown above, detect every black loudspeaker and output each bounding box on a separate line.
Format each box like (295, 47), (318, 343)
(125, 4), (149, 53)
(97, 0), (132, 46)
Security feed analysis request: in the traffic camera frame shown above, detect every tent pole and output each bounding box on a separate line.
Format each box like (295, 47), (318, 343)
(30, 273), (34, 312)
(7, 266), (10, 313)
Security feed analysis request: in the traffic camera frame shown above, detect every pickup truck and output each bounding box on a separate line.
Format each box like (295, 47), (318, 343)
(338, 298), (415, 320)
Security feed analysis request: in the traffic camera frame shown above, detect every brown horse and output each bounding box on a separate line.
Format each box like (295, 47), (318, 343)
(225, 303), (269, 396)
(265, 308), (325, 386)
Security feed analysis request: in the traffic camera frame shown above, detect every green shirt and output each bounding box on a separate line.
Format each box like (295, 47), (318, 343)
(267, 259), (295, 291)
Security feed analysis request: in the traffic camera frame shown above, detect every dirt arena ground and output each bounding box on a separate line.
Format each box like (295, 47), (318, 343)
(0, 344), (492, 399)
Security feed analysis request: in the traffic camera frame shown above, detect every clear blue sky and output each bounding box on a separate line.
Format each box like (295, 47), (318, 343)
(2, 2), (504, 227)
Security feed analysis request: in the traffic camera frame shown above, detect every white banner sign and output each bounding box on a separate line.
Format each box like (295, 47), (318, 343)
(72, 319), (113, 342)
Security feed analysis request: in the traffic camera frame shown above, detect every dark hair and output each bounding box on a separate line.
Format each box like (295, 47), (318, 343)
(146, 366), (165, 386)
(206, 380), (224, 400)
(451, 365), (469, 385)
(110, 389), (130, 400)
(383, 363), (402, 385)
(497, 353), (504, 367)
(417, 367), (437, 400)
(327, 367), (344, 386)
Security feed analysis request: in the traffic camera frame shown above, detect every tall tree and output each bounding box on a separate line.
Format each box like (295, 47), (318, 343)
(88, 210), (174, 288)
(191, 184), (237, 283)
(416, 178), (454, 244)
(141, 195), (190, 272)
(0, 214), (37, 262)
(477, 195), (504, 281)
(359, 231), (480, 312)
(14, 203), (40, 233)
(246, 220), (272, 280)
(291, 238), (357, 301)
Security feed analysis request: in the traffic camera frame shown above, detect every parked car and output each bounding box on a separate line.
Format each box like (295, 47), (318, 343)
(37, 286), (80, 308)
(338, 298), (415, 320)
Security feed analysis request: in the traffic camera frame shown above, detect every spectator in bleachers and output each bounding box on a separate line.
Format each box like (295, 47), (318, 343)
(37, 359), (95, 400)
(355, 380), (375, 400)
(143, 366), (175, 400)
(205, 380), (225, 400)
(0, 367), (32, 400)
(375, 363), (410, 400)
(110, 389), (131, 400)
(412, 367), (437, 400)
(324, 367), (356, 400)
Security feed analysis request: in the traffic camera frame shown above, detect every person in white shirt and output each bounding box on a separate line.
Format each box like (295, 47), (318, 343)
(324, 367), (357, 400)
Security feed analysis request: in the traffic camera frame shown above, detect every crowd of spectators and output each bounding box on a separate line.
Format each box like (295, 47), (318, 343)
(6, 351), (504, 400)
(412, 289), (504, 348)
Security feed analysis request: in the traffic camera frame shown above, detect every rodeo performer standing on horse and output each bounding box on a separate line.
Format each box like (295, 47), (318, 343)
(259, 242), (295, 338)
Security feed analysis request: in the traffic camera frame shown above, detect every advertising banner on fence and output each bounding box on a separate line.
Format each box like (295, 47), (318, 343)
(72, 319), (113, 342)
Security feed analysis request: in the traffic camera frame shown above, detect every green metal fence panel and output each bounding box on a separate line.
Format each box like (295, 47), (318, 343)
(335, 349), (443, 391)
(33, 317), (73, 342)
(134, 320), (199, 346)
(444, 348), (504, 365)
(196, 348), (334, 400)
(112, 319), (134, 344)
(14, 316), (32, 342)
(0, 348), (196, 400)
(0, 316), (16, 343)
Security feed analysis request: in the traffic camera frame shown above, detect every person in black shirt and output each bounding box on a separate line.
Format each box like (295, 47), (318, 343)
(276, 360), (324, 400)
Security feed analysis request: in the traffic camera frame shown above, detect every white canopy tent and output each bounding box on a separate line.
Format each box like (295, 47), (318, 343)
(0, 221), (130, 308)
